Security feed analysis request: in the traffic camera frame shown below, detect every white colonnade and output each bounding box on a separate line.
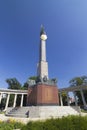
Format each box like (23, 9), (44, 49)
(59, 89), (87, 107)
(0, 89), (27, 111)
(0, 85), (87, 111)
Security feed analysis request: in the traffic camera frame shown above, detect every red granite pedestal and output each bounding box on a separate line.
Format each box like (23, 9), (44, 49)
(27, 84), (59, 106)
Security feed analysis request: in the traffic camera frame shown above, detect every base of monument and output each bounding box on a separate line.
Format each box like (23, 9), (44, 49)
(6, 106), (81, 119)
(27, 84), (59, 106)
(28, 106), (81, 118)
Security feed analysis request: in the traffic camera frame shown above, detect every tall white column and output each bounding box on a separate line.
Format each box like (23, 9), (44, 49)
(0, 93), (3, 104)
(4, 94), (10, 111)
(73, 91), (78, 106)
(20, 94), (24, 107)
(80, 89), (87, 107)
(40, 40), (46, 62)
(37, 26), (48, 79)
(60, 93), (63, 106)
(13, 94), (17, 108)
(66, 92), (70, 106)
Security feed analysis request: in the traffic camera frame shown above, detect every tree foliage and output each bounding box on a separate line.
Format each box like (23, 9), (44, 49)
(6, 78), (22, 90)
(69, 76), (87, 87)
(69, 76), (87, 106)
(28, 76), (37, 80)
(22, 82), (28, 90)
(5, 78), (22, 107)
(22, 76), (37, 90)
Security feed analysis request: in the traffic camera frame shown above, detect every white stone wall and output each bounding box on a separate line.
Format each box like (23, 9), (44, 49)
(39, 106), (80, 118)
(29, 106), (81, 118)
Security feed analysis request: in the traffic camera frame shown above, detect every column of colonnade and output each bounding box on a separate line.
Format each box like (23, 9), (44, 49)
(13, 94), (17, 108)
(4, 94), (10, 111)
(13, 94), (24, 108)
(0, 93), (3, 104)
(20, 94), (24, 107)
(73, 91), (78, 106)
(59, 92), (70, 106)
(66, 92), (70, 106)
(80, 89), (87, 107)
(0, 93), (26, 111)
(59, 89), (87, 107)
(59, 93), (63, 106)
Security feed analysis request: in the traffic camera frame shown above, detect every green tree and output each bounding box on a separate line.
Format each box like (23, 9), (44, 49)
(6, 78), (22, 89)
(22, 76), (37, 90)
(69, 76), (87, 106)
(22, 82), (29, 90)
(69, 76), (87, 87)
(6, 78), (22, 107)
(29, 76), (37, 80)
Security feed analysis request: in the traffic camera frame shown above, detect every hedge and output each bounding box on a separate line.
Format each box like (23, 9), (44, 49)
(22, 116), (87, 130)
(0, 116), (87, 130)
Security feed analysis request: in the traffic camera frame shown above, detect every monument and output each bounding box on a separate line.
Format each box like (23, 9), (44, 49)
(27, 26), (59, 106)
(5, 26), (80, 119)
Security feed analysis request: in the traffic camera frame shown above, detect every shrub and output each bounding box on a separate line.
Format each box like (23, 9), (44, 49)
(21, 116), (87, 130)
(1, 116), (87, 130)
(0, 120), (24, 130)
(21, 121), (44, 130)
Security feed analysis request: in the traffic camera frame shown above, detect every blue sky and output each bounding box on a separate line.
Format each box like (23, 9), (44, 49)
(0, 0), (87, 89)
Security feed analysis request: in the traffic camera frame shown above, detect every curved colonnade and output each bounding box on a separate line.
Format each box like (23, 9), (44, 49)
(0, 89), (27, 111)
(59, 85), (87, 107)
(0, 85), (87, 111)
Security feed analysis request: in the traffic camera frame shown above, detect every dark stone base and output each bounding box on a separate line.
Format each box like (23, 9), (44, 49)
(27, 84), (59, 106)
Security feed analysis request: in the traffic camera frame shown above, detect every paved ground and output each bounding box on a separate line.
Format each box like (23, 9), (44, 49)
(0, 112), (87, 124)
(80, 112), (87, 116)
(0, 114), (50, 124)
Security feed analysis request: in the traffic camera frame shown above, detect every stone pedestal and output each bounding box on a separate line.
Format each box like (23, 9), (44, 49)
(27, 84), (59, 106)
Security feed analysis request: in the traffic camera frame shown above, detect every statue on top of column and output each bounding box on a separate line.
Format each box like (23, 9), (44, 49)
(40, 25), (46, 36)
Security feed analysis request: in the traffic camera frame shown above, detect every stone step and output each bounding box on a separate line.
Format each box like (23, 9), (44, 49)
(6, 106), (81, 118)
(6, 113), (28, 118)
(6, 107), (30, 118)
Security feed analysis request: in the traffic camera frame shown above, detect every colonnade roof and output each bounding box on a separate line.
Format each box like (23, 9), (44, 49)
(59, 85), (87, 93)
(0, 88), (28, 94)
